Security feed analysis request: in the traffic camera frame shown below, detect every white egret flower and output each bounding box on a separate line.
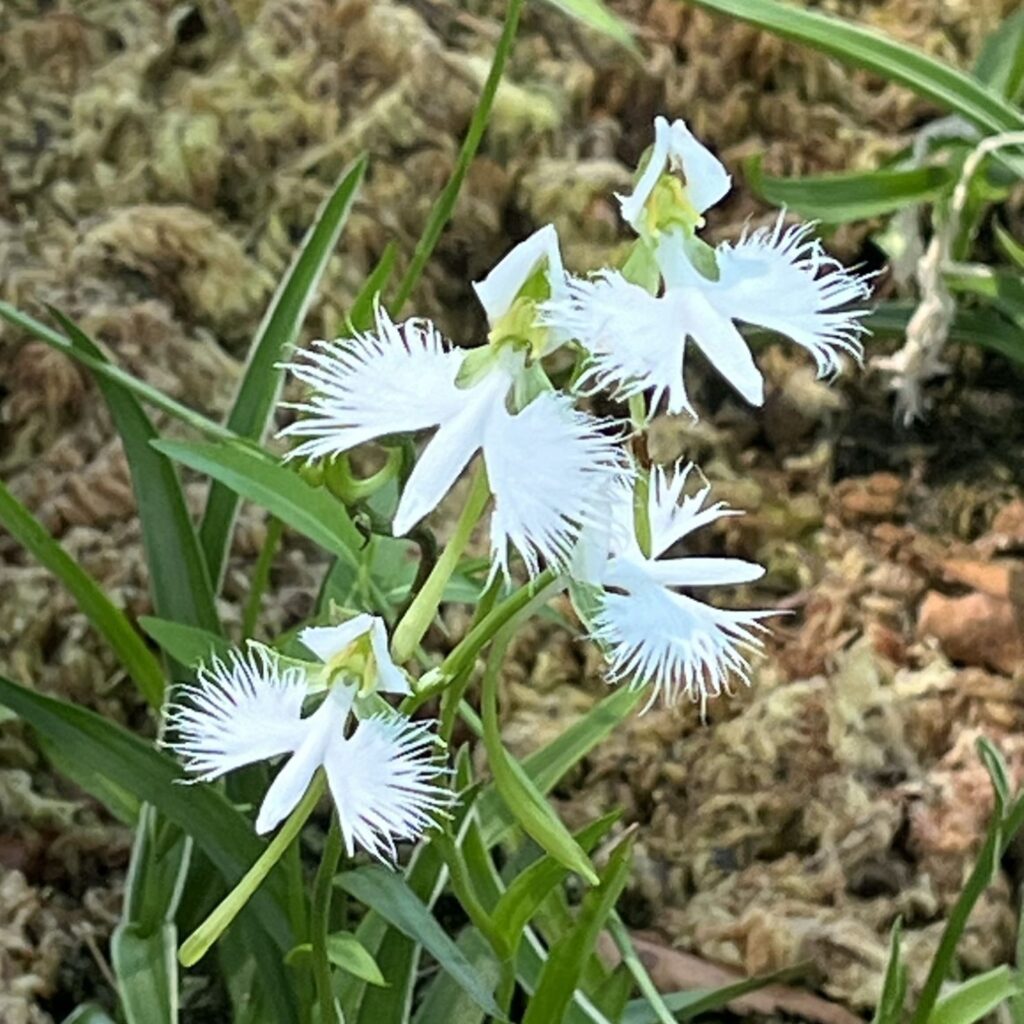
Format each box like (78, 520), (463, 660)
(618, 115), (732, 233)
(579, 463), (772, 709)
(166, 642), (451, 860)
(543, 215), (871, 416)
(280, 305), (628, 578)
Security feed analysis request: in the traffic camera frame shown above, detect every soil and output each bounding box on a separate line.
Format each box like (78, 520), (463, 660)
(2, 0), (1024, 1020)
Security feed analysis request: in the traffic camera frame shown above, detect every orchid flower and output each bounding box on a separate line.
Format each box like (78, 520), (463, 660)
(543, 116), (871, 416)
(166, 619), (451, 861)
(280, 237), (628, 578)
(575, 463), (772, 709)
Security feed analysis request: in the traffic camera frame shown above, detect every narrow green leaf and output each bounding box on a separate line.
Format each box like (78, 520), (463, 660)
(47, 308), (219, 638)
(0, 675), (292, 948)
(140, 617), (231, 669)
(621, 964), (801, 1024)
(412, 928), (502, 1024)
(478, 685), (643, 847)
(543, 0), (636, 50)
(336, 865), (503, 1019)
(521, 835), (634, 1024)
(866, 301), (1024, 366)
(200, 156), (367, 585)
(112, 806), (191, 1024)
(682, 0), (1024, 139)
(745, 158), (954, 222)
(0, 301), (231, 441)
(481, 643), (598, 886)
(977, 736), (1011, 810)
(973, 9), (1024, 103)
(155, 439), (365, 572)
(872, 918), (907, 1024)
(347, 242), (398, 333)
(288, 931), (388, 987)
(0, 479), (165, 708)
(928, 967), (1023, 1024)
(607, 915), (674, 1024)
(1014, 893), (1024, 1024)
(995, 222), (1024, 273)
(390, 0), (524, 314)
(492, 812), (620, 953)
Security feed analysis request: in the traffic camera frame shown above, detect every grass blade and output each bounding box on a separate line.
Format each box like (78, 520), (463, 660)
(0, 302), (231, 441)
(927, 967), (1023, 1024)
(973, 8), (1024, 103)
(47, 308), (220, 637)
(543, 0), (636, 50)
(336, 865), (503, 1019)
(682, 0), (1024, 138)
(0, 478), (165, 708)
(155, 439), (365, 572)
(521, 835), (634, 1024)
(0, 673), (299, 1022)
(200, 156), (367, 585)
(390, 0), (524, 314)
(746, 159), (954, 222)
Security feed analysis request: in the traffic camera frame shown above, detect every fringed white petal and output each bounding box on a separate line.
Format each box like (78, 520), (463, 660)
(324, 715), (453, 863)
(592, 567), (770, 709)
(473, 224), (567, 324)
(484, 393), (630, 578)
(166, 645), (310, 783)
(644, 463), (741, 560)
(712, 215), (872, 377)
(278, 307), (465, 462)
(542, 272), (695, 416)
(617, 116), (731, 230)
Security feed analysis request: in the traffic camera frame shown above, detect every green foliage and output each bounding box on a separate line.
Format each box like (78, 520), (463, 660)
(200, 157), (367, 586)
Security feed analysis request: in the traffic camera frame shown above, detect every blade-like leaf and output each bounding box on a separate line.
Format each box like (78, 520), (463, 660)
(872, 919), (907, 1024)
(927, 967), (1023, 1024)
(478, 685), (643, 847)
(0, 479), (165, 708)
(746, 159), (954, 222)
(521, 835), (634, 1024)
(347, 242), (398, 333)
(481, 643), (598, 886)
(288, 931), (388, 987)
(200, 156), (367, 585)
(390, 0), (524, 314)
(0, 301), (230, 441)
(48, 308), (219, 638)
(973, 8), (1024, 103)
(543, 0), (636, 50)
(62, 1007), (118, 1024)
(0, 675), (291, 946)
(336, 866), (503, 1019)
(140, 617), (231, 669)
(682, 0), (1024, 139)
(154, 439), (367, 577)
(866, 301), (1024, 366)
(412, 928), (502, 1024)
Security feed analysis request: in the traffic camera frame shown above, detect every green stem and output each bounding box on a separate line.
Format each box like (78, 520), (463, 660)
(242, 516), (283, 639)
(179, 774), (325, 967)
(391, 462), (491, 664)
(323, 450), (402, 505)
(433, 831), (511, 961)
(628, 394), (653, 559)
(311, 813), (345, 1024)
(389, 0), (524, 314)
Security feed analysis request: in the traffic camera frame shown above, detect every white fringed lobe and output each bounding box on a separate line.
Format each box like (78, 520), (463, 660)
(582, 464), (772, 709)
